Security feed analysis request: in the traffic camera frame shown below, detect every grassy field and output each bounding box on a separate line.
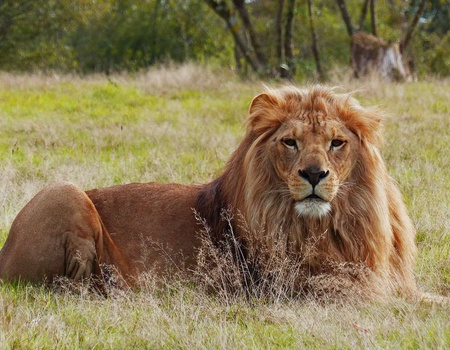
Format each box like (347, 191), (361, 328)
(0, 65), (449, 348)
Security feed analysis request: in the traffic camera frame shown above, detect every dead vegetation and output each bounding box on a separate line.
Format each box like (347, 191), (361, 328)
(192, 209), (386, 305)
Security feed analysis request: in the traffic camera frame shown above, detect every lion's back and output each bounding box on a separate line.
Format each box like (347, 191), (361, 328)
(86, 182), (202, 273)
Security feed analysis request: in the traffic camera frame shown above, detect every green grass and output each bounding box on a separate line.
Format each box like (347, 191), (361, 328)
(0, 66), (449, 348)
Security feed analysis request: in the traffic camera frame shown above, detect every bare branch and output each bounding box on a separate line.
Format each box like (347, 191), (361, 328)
(284, 0), (296, 65)
(203, 0), (262, 73)
(401, 0), (427, 51)
(335, 0), (353, 37)
(276, 0), (285, 67)
(232, 0), (267, 68)
(308, 0), (324, 81)
(370, 0), (377, 36)
(358, 0), (370, 31)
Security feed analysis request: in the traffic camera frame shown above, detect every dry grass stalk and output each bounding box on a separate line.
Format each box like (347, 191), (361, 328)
(193, 208), (384, 305)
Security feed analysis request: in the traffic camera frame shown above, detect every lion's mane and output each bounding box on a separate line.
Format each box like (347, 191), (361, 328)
(197, 86), (416, 296)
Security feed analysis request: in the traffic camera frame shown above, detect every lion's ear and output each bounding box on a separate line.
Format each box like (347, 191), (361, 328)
(247, 92), (285, 135)
(338, 98), (384, 146)
(346, 110), (383, 146)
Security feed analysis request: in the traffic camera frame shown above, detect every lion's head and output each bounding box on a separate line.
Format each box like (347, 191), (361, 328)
(246, 86), (381, 219)
(201, 86), (416, 296)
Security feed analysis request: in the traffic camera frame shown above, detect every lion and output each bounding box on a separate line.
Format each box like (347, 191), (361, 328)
(0, 86), (417, 298)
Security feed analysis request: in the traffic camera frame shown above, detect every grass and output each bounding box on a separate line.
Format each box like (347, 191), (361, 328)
(0, 65), (449, 348)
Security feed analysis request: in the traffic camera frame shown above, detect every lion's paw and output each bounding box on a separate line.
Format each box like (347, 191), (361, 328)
(65, 233), (97, 281)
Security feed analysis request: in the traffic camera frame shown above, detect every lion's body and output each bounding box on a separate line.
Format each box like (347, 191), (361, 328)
(0, 86), (417, 297)
(0, 182), (202, 285)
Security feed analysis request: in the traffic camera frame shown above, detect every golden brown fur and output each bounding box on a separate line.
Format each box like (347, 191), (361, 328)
(0, 86), (417, 297)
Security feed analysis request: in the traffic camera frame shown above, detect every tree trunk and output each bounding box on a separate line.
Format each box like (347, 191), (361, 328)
(284, 0), (296, 64)
(307, 0), (324, 81)
(401, 0), (427, 51)
(358, 0), (370, 31)
(276, 0), (285, 71)
(0, 1), (33, 39)
(283, 0), (296, 77)
(335, 0), (353, 37)
(149, 0), (161, 64)
(234, 41), (242, 72)
(232, 0), (267, 70)
(370, 0), (377, 36)
(203, 0), (262, 73)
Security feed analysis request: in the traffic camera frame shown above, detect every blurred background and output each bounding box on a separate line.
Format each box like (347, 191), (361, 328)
(0, 0), (448, 80)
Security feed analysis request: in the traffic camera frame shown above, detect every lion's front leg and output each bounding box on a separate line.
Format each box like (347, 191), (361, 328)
(0, 182), (106, 285)
(65, 231), (98, 281)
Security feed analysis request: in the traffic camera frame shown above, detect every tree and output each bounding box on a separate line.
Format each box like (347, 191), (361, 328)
(284, 0), (296, 73)
(275, 0), (285, 74)
(0, 0), (447, 77)
(204, 0), (318, 78)
(358, 0), (370, 31)
(72, 0), (229, 73)
(204, 0), (263, 73)
(401, 0), (427, 51)
(307, 0), (324, 80)
(335, 0), (427, 47)
(0, 0), (80, 70)
(370, 0), (377, 36)
(335, 0), (353, 36)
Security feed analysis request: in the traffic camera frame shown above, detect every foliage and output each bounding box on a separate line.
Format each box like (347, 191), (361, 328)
(0, 0), (232, 73)
(0, 0), (78, 71)
(72, 0), (231, 73)
(0, 1), (448, 75)
(414, 0), (450, 76)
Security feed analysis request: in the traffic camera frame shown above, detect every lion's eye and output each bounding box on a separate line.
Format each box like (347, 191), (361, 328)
(282, 138), (297, 149)
(331, 139), (345, 149)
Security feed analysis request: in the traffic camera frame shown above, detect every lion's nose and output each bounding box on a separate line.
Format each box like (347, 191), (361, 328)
(299, 166), (329, 187)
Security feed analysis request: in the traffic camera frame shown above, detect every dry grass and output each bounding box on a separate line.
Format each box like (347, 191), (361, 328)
(0, 65), (449, 348)
(193, 209), (378, 305)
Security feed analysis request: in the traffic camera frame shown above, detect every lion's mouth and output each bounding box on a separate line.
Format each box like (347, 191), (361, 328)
(299, 193), (327, 202)
(293, 194), (325, 205)
(304, 193), (322, 200)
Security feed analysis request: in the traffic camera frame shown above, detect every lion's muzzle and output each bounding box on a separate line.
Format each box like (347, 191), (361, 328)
(293, 167), (335, 218)
(298, 166), (330, 188)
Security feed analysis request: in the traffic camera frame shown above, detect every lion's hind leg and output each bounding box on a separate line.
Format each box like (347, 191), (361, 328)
(0, 182), (105, 285)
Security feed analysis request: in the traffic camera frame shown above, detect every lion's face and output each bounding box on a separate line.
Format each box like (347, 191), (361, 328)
(247, 87), (379, 219)
(268, 116), (360, 218)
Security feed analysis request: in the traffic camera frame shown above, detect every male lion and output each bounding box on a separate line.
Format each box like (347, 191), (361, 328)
(0, 86), (417, 298)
